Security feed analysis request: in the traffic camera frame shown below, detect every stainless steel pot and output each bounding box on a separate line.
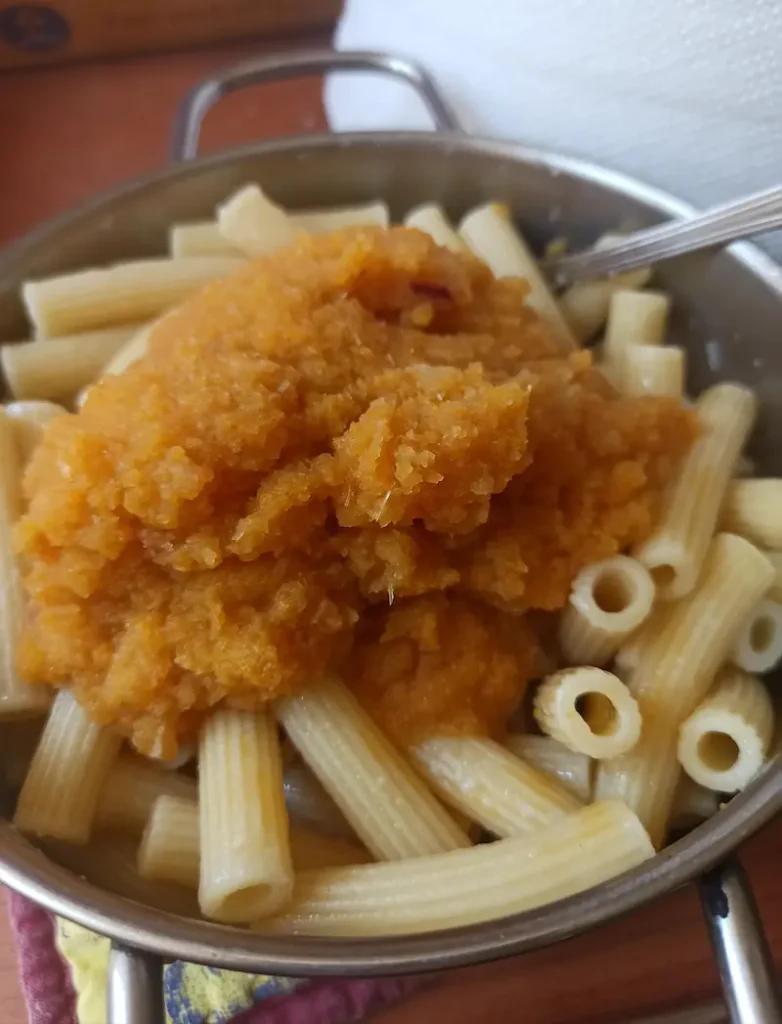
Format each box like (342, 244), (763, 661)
(0, 51), (781, 1024)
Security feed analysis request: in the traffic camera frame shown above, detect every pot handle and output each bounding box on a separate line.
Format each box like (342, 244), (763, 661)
(170, 48), (462, 162)
(107, 943), (165, 1024)
(697, 856), (780, 1023)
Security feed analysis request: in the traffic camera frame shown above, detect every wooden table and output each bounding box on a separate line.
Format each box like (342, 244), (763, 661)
(0, 37), (780, 1024)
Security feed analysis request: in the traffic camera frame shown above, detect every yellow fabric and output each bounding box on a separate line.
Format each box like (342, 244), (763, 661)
(55, 918), (299, 1024)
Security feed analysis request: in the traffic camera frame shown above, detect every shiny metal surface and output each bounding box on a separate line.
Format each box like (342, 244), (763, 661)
(699, 861), (782, 1023)
(170, 49), (461, 162)
(546, 184), (782, 284)
(1, 105), (782, 981)
(107, 945), (165, 1024)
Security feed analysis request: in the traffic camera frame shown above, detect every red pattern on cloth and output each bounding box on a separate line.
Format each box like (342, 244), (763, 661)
(6, 890), (421, 1024)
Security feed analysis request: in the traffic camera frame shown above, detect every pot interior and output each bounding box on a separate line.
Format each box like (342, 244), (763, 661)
(0, 132), (780, 974)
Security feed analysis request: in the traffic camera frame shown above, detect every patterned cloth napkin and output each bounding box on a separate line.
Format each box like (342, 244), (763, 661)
(6, 891), (421, 1024)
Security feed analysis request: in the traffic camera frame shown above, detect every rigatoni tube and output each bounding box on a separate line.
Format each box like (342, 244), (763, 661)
(13, 690), (122, 842)
(198, 709), (293, 923)
(217, 184), (298, 256)
(595, 533), (774, 847)
(0, 407), (51, 716)
(559, 556), (655, 666)
(677, 669), (773, 793)
(168, 221), (241, 258)
(504, 734), (592, 801)
(409, 736), (580, 838)
(721, 479), (782, 549)
(730, 599), (782, 674)
(635, 383), (757, 600)
(622, 345), (686, 398)
(22, 257), (245, 337)
(459, 202), (576, 349)
(277, 677), (470, 861)
(261, 800), (654, 937)
(534, 668), (641, 760)
(95, 753), (197, 835)
(283, 760), (354, 840)
(603, 289), (670, 368)
(404, 203), (464, 252)
(1, 325), (139, 401)
(293, 201), (390, 233)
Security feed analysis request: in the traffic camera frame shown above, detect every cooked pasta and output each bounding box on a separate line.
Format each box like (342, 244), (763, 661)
(534, 667), (642, 759)
(410, 736), (580, 838)
(721, 479), (782, 549)
(559, 555), (655, 666)
(504, 734), (592, 801)
(730, 598), (782, 674)
(635, 384), (757, 600)
(277, 678), (470, 861)
(459, 202), (576, 348)
(95, 753), (197, 835)
(677, 668), (774, 793)
(13, 690), (122, 843)
(2, 325), (139, 401)
(621, 344), (686, 398)
(283, 760), (354, 839)
(6, 401), (66, 463)
(198, 709), (292, 923)
(169, 221), (241, 258)
(670, 776), (720, 832)
(612, 604), (675, 679)
(102, 319), (160, 376)
(260, 800), (654, 936)
(216, 184), (298, 257)
(0, 408), (51, 716)
(22, 257), (244, 338)
(293, 201), (390, 234)
(603, 289), (671, 369)
(404, 203), (464, 252)
(595, 533), (774, 846)
(559, 235), (652, 343)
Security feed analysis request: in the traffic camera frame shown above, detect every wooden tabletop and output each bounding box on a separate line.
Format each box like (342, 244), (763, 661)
(1, 36), (781, 1024)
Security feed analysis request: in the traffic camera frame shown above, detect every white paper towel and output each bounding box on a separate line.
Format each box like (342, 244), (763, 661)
(326, 0), (782, 253)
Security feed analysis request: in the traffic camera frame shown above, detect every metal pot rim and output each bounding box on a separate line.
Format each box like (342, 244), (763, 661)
(1, 129), (781, 974)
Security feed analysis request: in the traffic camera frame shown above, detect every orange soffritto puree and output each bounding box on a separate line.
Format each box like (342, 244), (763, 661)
(15, 228), (697, 756)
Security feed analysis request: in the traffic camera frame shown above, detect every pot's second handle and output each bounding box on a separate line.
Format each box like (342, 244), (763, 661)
(699, 857), (780, 1023)
(170, 49), (462, 163)
(107, 943), (165, 1024)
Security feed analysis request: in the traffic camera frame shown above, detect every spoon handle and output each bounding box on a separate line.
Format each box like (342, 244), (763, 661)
(546, 185), (782, 284)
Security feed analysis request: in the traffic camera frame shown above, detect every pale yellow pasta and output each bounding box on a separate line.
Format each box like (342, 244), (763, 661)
(13, 690), (122, 842)
(217, 184), (298, 256)
(613, 603), (675, 679)
(94, 752), (197, 835)
(140, 792), (371, 893)
(730, 598), (782, 674)
(677, 668), (774, 793)
(766, 550), (782, 600)
(198, 709), (293, 923)
(670, 776), (720, 832)
(168, 221), (241, 258)
(559, 234), (652, 343)
(409, 736), (580, 838)
(46, 834), (200, 917)
(138, 794), (200, 888)
(0, 408), (50, 716)
(595, 533), (774, 847)
(102, 319), (159, 376)
(5, 400), (66, 464)
(1, 718), (44, 791)
(283, 760), (354, 839)
(503, 734), (592, 801)
(534, 668), (642, 759)
(2, 325), (139, 401)
(721, 479), (782, 549)
(603, 289), (671, 368)
(459, 202), (576, 349)
(559, 555), (655, 666)
(261, 800), (653, 936)
(621, 344), (686, 398)
(277, 677), (470, 861)
(404, 203), (464, 252)
(22, 257), (245, 338)
(292, 201), (390, 234)
(635, 384), (757, 600)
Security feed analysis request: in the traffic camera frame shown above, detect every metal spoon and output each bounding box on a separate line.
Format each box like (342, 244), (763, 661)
(543, 184), (782, 286)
